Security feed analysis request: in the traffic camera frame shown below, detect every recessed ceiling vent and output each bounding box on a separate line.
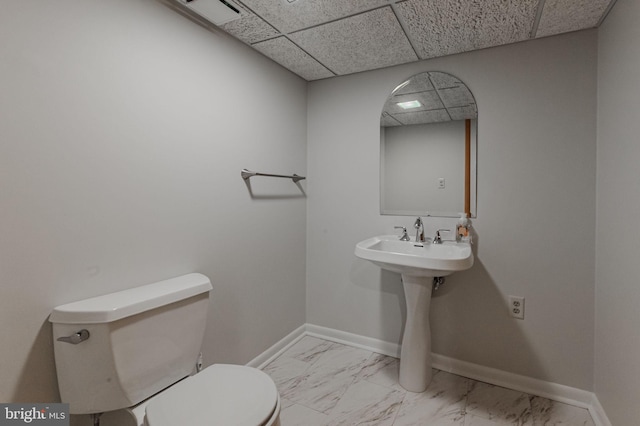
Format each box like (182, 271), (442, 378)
(179, 0), (243, 25)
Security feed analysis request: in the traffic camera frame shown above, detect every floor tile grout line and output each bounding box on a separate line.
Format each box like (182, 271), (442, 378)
(389, 389), (408, 426)
(321, 344), (378, 419)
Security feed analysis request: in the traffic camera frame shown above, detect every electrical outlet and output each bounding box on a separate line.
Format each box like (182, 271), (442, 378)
(437, 177), (445, 189)
(508, 296), (525, 320)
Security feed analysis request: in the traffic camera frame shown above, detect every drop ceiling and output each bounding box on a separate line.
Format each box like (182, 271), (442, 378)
(174, 0), (617, 81)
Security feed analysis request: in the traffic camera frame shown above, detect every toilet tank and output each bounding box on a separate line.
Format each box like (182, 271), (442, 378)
(49, 273), (212, 415)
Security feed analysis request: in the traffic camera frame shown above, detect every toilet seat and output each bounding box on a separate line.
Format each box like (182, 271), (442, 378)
(144, 364), (280, 426)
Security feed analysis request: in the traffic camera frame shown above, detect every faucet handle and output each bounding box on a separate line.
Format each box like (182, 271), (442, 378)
(433, 229), (451, 244)
(394, 226), (410, 241)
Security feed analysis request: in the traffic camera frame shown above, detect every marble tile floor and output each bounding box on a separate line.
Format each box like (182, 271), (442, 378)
(261, 336), (595, 426)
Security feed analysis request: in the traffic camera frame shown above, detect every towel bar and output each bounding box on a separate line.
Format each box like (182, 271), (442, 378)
(241, 169), (305, 184)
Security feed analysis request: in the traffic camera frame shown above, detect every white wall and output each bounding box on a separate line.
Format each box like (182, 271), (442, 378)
(307, 31), (597, 390)
(0, 0), (307, 413)
(595, 0), (640, 422)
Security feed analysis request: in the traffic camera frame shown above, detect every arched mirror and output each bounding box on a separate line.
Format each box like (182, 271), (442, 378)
(380, 71), (477, 218)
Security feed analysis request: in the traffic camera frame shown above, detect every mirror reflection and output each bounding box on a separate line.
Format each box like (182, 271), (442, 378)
(380, 71), (477, 218)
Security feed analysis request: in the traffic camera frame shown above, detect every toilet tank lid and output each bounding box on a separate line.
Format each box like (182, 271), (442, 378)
(49, 273), (212, 324)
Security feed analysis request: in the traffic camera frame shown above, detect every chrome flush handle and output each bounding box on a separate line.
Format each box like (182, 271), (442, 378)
(57, 329), (90, 345)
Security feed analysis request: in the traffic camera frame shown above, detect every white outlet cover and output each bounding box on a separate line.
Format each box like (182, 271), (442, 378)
(508, 295), (525, 320)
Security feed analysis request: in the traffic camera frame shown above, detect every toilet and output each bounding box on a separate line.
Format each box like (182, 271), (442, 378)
(49, 273), (280, 426)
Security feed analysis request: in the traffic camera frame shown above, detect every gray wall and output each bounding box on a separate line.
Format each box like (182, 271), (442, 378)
(0, 0), (307, 411)
(595, 0), (640, 423)
(307, 30), (597, 391)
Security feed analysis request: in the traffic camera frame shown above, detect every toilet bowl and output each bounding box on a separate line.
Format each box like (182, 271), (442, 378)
(49, 273), (281, 426)
(101, 364), (280, 426)
(145, 364), (280, 426)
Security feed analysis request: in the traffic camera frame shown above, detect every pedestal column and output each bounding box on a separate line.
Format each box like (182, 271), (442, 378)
(399, 275), (433, 392)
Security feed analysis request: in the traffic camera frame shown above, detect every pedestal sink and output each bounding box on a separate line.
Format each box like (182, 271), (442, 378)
(355, 235), (473, 392)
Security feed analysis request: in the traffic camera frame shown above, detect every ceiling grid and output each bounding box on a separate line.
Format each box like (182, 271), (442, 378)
(180, 0), (618, 81)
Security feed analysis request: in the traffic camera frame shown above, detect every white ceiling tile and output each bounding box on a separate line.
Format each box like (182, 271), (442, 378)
(448, 105), (478, 120)
(173, 0), (615, 81)
(393, 73), (435, 94)
(396, 0), (538, 59)
(221, 13), (279, 44)
(536, 0), (612, 37)
(394, 109), (452, 125)
(252, 36), (334, 81)
(381, 113), (402, 127)
(238, 0), (388, 33)
(437, 86), (476, 108)
(429, 72), (465, 89)
(382, 71), (477, 125)
(289, 7), (418, 76)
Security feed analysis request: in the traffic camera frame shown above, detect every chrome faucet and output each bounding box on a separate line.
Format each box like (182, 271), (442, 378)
(414, 217), (425, 242)
(432, 229), (451, 244)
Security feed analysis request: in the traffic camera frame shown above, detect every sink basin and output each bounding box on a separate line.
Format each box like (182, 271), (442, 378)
(355, 235), (473, 277)
(354, 234), (474, 393)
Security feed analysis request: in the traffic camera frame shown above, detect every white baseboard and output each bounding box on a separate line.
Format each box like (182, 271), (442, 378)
(589, 393), (613, 426)
(246, 324), (306, 369)
(253, 323), (610, 426)
(430, 353), (593, 408)
(305, 324), (401, 358)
